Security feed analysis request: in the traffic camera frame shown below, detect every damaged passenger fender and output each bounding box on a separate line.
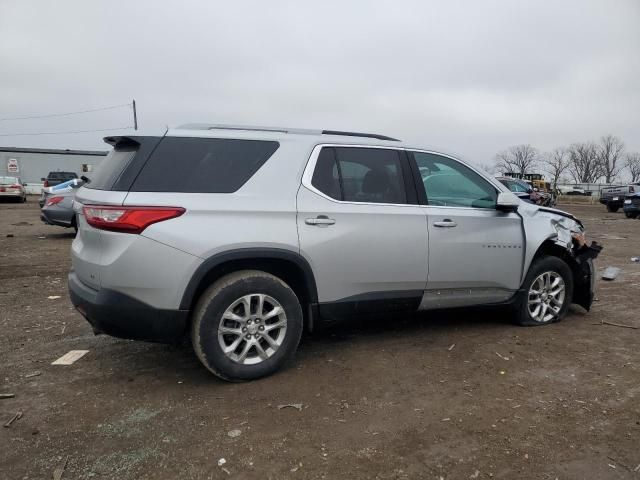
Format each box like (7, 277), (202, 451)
(518, 203), (597, 311)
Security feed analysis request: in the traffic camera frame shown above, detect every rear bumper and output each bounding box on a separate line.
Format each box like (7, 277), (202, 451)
(68, 271), (189, 343)
(41, 204), (74, 227)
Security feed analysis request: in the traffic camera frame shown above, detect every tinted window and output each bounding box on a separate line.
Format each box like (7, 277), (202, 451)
(336, 148), (406, 204)
(131, 137), (279, 193)
(49, 172), (77, 179)
(413, 152), (497, 208)
(85, 147), (136, 190)
(311, 148), (341, 200)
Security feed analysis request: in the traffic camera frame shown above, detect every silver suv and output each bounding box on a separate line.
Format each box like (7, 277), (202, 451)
(69, 125), (600, 381)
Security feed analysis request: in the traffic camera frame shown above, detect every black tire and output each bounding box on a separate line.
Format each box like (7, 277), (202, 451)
(606, 204), (619, 213)
(624, 211), (637, 219)
(191, 270), (303, 381)
(513, 256), (574, 326)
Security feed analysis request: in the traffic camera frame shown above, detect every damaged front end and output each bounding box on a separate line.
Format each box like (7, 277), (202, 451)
(548, 216), (603, 311)
(521, 206), (603, 311)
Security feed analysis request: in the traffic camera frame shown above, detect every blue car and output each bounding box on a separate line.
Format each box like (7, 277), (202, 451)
(623, 193), (640, 218)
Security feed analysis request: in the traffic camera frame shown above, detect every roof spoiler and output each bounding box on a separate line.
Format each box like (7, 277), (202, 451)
(103, 136), (141, 148)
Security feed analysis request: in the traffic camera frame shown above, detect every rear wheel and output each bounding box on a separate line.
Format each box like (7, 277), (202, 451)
(606, 203), (619, 213)
(513, 256), (573, 326)
(624, 211), (637, 219)
(191, 270), (303, 381)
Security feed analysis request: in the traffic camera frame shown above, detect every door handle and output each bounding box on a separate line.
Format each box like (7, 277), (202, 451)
(433, 219), (457, 228)
(305, 215), (336, 226)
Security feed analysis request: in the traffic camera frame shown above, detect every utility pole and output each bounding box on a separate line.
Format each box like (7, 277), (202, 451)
(132, 99), (138, 130)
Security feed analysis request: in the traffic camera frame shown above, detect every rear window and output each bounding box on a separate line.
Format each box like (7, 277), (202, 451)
(49, 172), (77, 180)
(84, 146), (137, 190)
(0, 176), (18, 184)
(130, 137), (279, 193)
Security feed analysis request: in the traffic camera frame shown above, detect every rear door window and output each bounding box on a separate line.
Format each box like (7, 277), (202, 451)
(310, 147), (408, 204)
(131, 137), (279, 193)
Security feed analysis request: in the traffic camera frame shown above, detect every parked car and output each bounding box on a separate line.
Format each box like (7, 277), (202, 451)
(69, 125), (600, 381)
(40, 180), (83, 232)
(623, 193), (640, 218)
(0, 176), (27, 202)
(558, 185), (586, 196)
(496, 177), (535, 203)
(41, 171), (78, 188)
(600, 183), (640, 212)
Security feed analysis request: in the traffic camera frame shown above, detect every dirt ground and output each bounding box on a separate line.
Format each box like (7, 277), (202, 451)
(1, 199), (638, 480)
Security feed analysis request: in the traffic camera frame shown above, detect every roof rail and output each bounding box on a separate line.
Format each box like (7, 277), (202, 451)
(176, 124), (399, 141)
(321, 130), (399, 141)
(177, 124), (321, 135)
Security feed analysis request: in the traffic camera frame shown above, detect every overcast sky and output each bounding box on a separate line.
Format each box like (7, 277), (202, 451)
(1, 0), (638, 166)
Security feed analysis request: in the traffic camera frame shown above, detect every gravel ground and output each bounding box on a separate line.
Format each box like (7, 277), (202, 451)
(1, 199), (639, 479)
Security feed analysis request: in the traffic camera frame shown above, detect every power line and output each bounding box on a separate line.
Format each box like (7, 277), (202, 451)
(0, 126), (134, 136)
(0, 103), (132, 122)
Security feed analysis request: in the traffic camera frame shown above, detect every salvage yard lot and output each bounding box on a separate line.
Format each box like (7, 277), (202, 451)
(1, 200), (638, 479)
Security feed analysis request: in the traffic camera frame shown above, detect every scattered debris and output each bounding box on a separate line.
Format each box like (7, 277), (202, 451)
(499, 370), (506, 375)
(602, 266), (621, 281)
(52, 456), (68, 480)
(227, 429), (242, 438)
(221, 467), (231, 475)
(37, 235), (46, 239)
(0, 393), (15, 399)
(634, 464), (640, 472)
(6, 234), (14, 238)
(495, 352), (510, 361)
(278, 403), (303, 411)
(441, 418), (451, 422)
(47, 295), (61, 300)
(631, 257), (639, 263)
(4, 411), (23, 428)
(25, 371), (41, 378)
(594, 320), (639, 330)
(470, 470), (480, 479)
(217, 458), (227, 466)
(290, 462), (303, 472)
(448, 343), (456, 351)
(52, 350), (89, 365)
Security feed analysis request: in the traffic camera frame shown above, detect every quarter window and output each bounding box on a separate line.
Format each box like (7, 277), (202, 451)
(413, 152), (497, 208)
(311, 147), (407, 204)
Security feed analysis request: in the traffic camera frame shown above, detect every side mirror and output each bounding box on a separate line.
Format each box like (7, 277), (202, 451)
(496, 192), (520, 212)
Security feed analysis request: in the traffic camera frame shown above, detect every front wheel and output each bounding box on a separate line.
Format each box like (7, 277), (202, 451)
(191, 270), (303, 381)
(606, 204), (619, 213)
(624, 211), (637, 219)
(513, 256), (574, 326)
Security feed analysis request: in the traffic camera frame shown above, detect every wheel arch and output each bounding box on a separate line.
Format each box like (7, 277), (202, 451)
(180, 248), (318, 325)
(526, 239), (590, 309)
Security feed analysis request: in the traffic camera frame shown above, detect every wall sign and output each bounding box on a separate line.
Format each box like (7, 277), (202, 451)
(7, 158), (19, 173)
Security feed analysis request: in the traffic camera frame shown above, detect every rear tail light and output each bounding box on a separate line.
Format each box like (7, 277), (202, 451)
(10, 184), (21, 189)
(45, 196), (65, 207)
(83, 205), (185, 234)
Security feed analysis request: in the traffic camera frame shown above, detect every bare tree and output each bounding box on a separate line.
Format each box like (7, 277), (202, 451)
(474, 162), (497, 175)
(542, 147), (570, 189)
(626, 152), (640, 183)
(567, 142), (602, 183)
(495, 144), (539, 176)
(597, 134), (625, 183)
